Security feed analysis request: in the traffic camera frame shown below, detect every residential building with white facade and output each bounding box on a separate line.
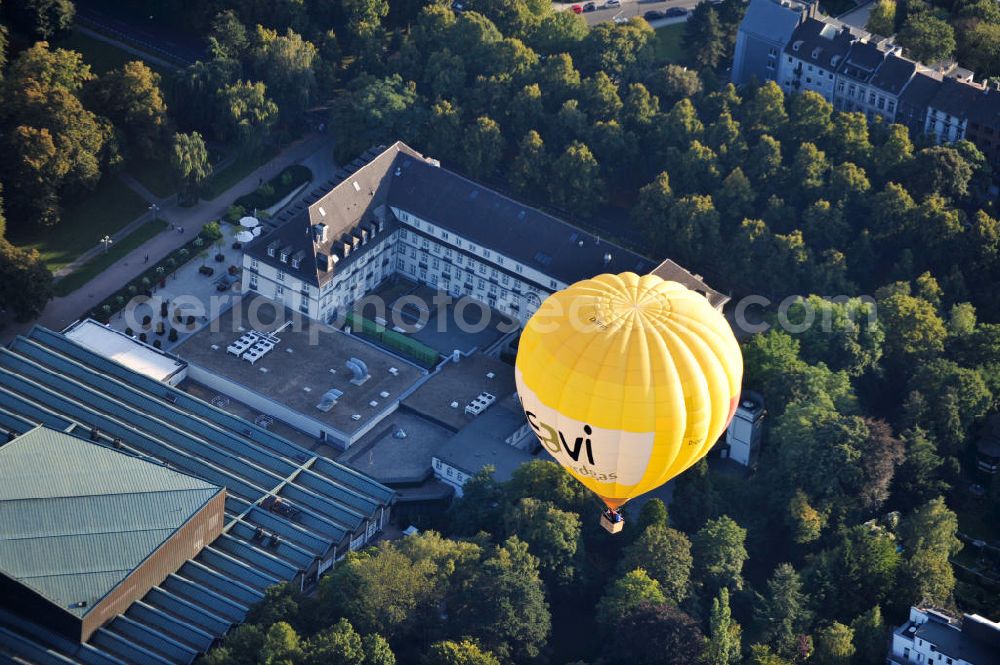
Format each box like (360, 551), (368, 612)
(735, 0), (1000, 167)
(890, 607), (1000, 665)
(243, 142), (728, 326)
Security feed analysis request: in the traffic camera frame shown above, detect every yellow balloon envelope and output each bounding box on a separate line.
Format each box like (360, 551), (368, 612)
(515, 272), (742, 523)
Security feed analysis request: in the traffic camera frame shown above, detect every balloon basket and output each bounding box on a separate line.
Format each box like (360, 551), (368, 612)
(600, 510), (625, 534)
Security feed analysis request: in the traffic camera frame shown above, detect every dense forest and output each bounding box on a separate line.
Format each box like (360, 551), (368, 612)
(2, 0), (999, 661)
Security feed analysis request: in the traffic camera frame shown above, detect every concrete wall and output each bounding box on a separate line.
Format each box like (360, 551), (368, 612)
(84, 489), (226, 641)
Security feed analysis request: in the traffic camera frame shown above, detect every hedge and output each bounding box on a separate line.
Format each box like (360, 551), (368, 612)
(345, 312), (440, 368)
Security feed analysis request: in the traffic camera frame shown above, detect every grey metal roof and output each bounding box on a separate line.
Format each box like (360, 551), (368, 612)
(785, 19), (853, 70)
(929, 77), (985, 119)
(899, 71), (943, 108)
(841, 41), (885, 80)
(435, 400), (534, 483)
(0, 326), (395, 664)
(738, 0), (806, 43)
(246, 142), (657, 290)
(0, 427), (221, 619)
(870, 54), (916, 95)
(915, 619), (1000, 665)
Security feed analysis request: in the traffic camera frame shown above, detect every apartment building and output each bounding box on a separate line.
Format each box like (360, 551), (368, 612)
(735, 0), (1000, 165)
(243, 142), (727, 326)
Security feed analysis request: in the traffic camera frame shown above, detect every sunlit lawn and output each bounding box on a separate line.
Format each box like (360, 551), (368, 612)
(54, 220), (168, 296)
(653, 23), (686, 64)
(8, 178), (149, 272)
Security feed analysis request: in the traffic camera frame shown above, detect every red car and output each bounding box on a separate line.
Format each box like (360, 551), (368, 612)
(571, 4), (583, 12)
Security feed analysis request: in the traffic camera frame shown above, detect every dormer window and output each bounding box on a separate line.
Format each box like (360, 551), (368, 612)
(292, 257), (300, 269)
(280, 252), (288, 263)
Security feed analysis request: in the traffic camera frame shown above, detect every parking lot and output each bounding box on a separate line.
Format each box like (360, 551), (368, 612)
(556, 0), (700, 26)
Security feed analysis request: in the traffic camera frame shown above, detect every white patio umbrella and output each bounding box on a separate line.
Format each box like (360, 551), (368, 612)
(252, 226), (263, 237)
(239, 216), (260, 229)
(235, 230), (255, 243)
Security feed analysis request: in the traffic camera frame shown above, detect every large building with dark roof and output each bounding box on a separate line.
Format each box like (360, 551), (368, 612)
(241, 141), (722, 327)
(0, 325), (394, 664)
(0, 427), (224, 644)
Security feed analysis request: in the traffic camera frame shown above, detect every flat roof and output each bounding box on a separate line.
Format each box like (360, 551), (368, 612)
(400, 353), (516, 430)
(63, 319), (187, 383)
(435, 404), (536, 483)
(340, 411), (454, 484)
(174, 296), (425, 438)
(0, 427), (221, 620)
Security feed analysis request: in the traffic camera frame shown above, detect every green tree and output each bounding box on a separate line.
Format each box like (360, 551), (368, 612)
(812, 622), (855, 665)
(745, 134), (783, 184)
(303, 618), (364, 665)
(692, 516), (748, 593)
(2, 43), (112, 226)
(4, 0), (74, 39)
(260, 622), (302, 665)
(606, 602), (705, 665)
(645, 64), (702, 106)
(171, 131), (212, 203)
(595, 568), (667, 628)
(662, 98), (705, 149)
(250, 25), (317, 122)
(897, 497), (962, 607)
(830, 112), (872, 164)
(0, 239), (54, 321)
(548, 141), (602, 216)
(908, 358), (991, 455)
(452, 537), (550, 663)
(579, 71), (623, 121)
(874, 123), (913, 179)
(791, 142), (829, 195)
(215, 80), (279, 154)
(207, 10), (248, 60)
(332, 75), (422, 161)
(788, 91), (833, 145)
(741, 81), (787, 137)
(785, 296), (882, 376)
(877, 293), (947, 366)
(748, 645), (793, 665)
(787, 489), (824, 544)
(462, 116), (504, 179)
(342, 0), (389, 44)
(671, 458), (718, 531)
(622, 82), (660, 131)
(247, 582), (300, 627)
(898, 14), (956, 63)
(704, 588), (742, 665)
(210, 624), (264, 665)
(866, 0), (895, 34)
(891, 428), (948, 510)
(906, 145), (973, 200)
(528, 11), (588, 55)
(507, 83), (545, 139)
(578, 19), (655, 82)
(87, 61), (167, 159)
(423, 640), (500, 665)
(425, 98), (463, 159)
(509, 130), (547, 198)
(536, 52), (580, 108)
(658, 193), (720, 265)
(958, 21), (1000, 77)
(850, 606), (887, 665)
(683, 2), (725, 70)
(635, 498), (668, 532)
(316, 541), (437, 640)
(503, 497), (583, 585)
(758, 563), (810, 657)
(505, 460), (599, 516)
(634, 171), (674, 245)
(827, 162), (870, 204)
(618, 524), (692, 603)
(363, 634), (395, 665)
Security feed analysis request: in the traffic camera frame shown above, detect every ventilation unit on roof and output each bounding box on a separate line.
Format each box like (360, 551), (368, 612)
(353, 181), (361, 192)
(346, 358), (371, 385)
(388, 366), (399, 376)
(319, 207), (327, 217)
(314, 223), (328, 243)
(603, 252), (613, 265)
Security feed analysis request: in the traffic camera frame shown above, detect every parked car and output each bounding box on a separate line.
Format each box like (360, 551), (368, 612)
(644, 9), (666, 19)
(665, 6), (689, 16)
(571, 3), (583, 12)
(605, 0), (621, 6)
(583, 1), (597, 11)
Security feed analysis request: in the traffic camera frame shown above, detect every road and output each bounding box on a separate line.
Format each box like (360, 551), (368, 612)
(555, 0), (701, 26)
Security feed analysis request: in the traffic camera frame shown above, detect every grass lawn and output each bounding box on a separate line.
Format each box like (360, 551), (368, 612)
(53, 30), (176, 82)
(653, 23), (686, 64)
(8, 177), (149, 272)
(54, 220), (168, 296)
(201, 147), (280, 201)
(130, 158), (179, 199)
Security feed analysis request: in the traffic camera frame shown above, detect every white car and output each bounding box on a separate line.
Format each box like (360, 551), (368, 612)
(605, 0), (622, 6)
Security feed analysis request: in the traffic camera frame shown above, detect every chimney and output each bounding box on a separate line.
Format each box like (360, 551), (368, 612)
(313, 223), (328, 244)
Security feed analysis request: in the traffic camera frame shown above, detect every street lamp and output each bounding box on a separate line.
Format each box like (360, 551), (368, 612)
(149, 203), (160, 221)
(101, 235), (113, 253)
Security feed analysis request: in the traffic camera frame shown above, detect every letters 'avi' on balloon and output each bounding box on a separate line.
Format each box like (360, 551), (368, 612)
(515, 272), (743, 533)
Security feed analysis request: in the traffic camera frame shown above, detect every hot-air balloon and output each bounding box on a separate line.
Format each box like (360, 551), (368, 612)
(515, 272), (743, 534)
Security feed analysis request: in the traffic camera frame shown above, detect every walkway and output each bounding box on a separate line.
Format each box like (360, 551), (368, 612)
(0, 133), (338, 344)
